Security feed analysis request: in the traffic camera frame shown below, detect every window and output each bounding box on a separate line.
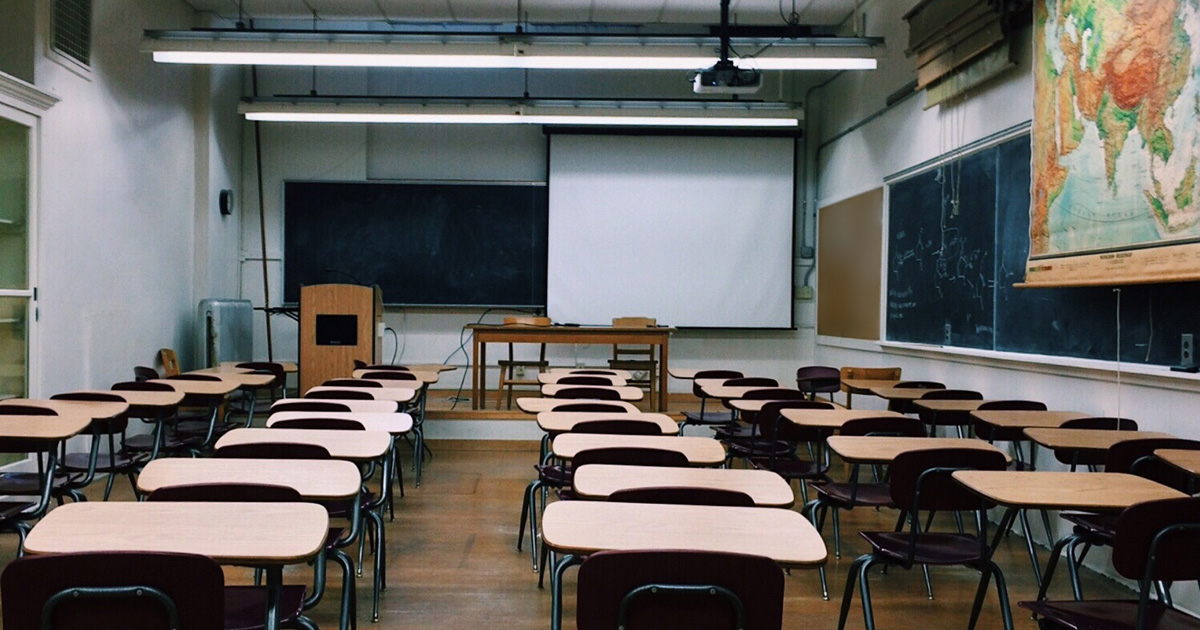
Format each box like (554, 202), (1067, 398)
(50, 0), (91, 73)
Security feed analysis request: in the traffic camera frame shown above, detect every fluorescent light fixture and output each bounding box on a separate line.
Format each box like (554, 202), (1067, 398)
(144, 33), (879, 71)
(238, 101), (802, 127)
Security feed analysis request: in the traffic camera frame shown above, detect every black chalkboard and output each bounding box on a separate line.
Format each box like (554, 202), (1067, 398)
(284, 181), (548, 307)
(886, 134), (1200, 365)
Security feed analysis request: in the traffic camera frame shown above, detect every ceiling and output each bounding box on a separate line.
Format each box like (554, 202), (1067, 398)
(181, 0), (862, 26)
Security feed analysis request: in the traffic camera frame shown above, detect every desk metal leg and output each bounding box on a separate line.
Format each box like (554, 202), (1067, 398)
(550, 554), (583, 630)
(658, 339), (669, 411)
(1017, 509), (1044, 587)
(472, 337), (481, 410)
(264, 565), (282, 630)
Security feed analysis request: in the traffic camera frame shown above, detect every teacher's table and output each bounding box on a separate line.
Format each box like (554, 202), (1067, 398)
(537, 373), (626, 386)
(24, 501), (327, 630)
(571, 464), (794, 507)
(541, 501), (826, 630)
(540, 384), (643, 401)
(550, 434), (725, 466)
(468, 324), (673, 411)
(840, 378), (901, 408)
(516, 398), (639, 414)
(271, 398), (398, 414)
(952, 470), (1185, 587)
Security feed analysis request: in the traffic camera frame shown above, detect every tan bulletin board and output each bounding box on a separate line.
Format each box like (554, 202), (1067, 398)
(817, 188), (883, 340)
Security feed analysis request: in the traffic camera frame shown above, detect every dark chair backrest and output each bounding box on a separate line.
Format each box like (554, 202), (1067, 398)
(572, 419), (664, 436)
(555, 376), (614, 386)
(1, 551), (225, 630)
(361, 371), (418, 382)
(235, 362), (285, 385)
(362, 364), (410, 371)
(270, 418), (366, 431)
(113, 381), (175, 392)
(692, 370), (744, 397)
(894, 381), (945, 389)
(304, 389), (374, 400)
(889, 448), (1007, 513)
(213, 442), (333, 460)
(570, 370), (619, 376)
(742, 388), (809, 401)
(724, 377), (778, 388)
(353, 359), (368, 369)
(608, 487), (755, 507)
(1061, 417), (1139, 431)
(323, 378), (382, 388)
(133, 366), (160, 382)
(272, 401), (353, 413)
(918, 389), (983, 400)
(166, 374), (220, 382)
(839, 416), (928, 438)
(553, 387), (621, 401)
(146, 482), (303, 503)
(795, 366), (841, 397)
(1112, 497), (1200, 582)
(0, 405), (56, 416)
(1105, 438), (1200, 492)
(576, 550), (784, 630)
(757, 400), (836, 443)
(552, 403), (629, 413)
(975, 400), (1047, 411)
(50, 392), (128, 433)
(573, 447), (690, 468)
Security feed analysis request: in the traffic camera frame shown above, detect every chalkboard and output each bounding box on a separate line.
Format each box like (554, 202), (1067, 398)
(284, 181), (547, 307)
(887, 134), (1200, 365)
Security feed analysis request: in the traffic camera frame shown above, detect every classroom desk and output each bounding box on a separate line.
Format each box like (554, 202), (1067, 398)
(728, 399), (846, 413)
(571, 464), (794, 507)
(535, 412), (678, 435)
(952, 470), (1186, 585)
(306, 386), (417, 404)
(911, 399), (994, 435)
(272, 398), (398, 413)
(541, 501), (826, 630)
(868, 386), (935, 402)
(138, 458), (362, 500)
(547, 367), (633, 379)
(840, 378), (901, 408)
(352, 369), (440, 384)
(970, 410), (1090, 435)
(825, 436), (1009, 465)
(540, 384), (643, 401)
(550, 434), (725, 466)
(24, 501), (327, 630)
(516, 398), (640, 414)
(220, 361), (299, 373)
(150, 378), (240, 398)
(468, 324), (673, 411)
(73, 389), (185, 458)
(0, 398), (129, 421)
(779, 408), (904, 430)
(267, 411), (413, 435)
(536, 373), (627, 386)
(698, 383), (777, 401)
(217, 428), (392, 463)
(0, 414), (90, 440)
(666, 367), (709, 380)
(1023, 428), (1175, 454)
(1155, 448), (1200, 478)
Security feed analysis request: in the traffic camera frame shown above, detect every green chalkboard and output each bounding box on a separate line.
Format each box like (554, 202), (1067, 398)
(886, 134), (1200, 365)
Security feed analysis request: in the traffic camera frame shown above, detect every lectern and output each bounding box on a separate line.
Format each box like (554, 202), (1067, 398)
(299, 284), (383, 394)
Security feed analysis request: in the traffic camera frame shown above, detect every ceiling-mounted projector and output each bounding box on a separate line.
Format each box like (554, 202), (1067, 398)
(693, 61), (762, 94)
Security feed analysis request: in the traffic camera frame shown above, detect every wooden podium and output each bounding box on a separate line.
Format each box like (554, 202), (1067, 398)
(299, 284), (383, 394)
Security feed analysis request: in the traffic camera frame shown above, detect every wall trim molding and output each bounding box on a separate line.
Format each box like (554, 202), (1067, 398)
(0, 72), (58, 113)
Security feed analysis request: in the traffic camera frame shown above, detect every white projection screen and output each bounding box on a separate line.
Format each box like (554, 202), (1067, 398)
(547, 134), (795, 328)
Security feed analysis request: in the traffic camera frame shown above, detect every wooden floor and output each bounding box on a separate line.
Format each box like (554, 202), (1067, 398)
(3, 446), (1133, 629)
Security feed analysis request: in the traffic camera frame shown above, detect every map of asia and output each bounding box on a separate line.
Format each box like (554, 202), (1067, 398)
(1030, 0), (1200, 285)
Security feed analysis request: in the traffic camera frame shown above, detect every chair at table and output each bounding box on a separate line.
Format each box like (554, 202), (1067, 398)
(607, 487), (755, 507)
(358, 364), (410, 372)
(837, 447), (1012, 630)
(714, 377), (780, 423)
(576, 550), (785, 630)
(714, 387), (808, 444)
(0, 406), (68, 554)
(741, 401), (838, 500)
(158, 348), (182, 377)
(609, 317), (658, 404)
(304, 389), (375, 400)
(1036, 437), (1200, 603)
(133, 365), (160, 382)
(363, 369), (429, 475)
(323, 378), (381, 388)
(679, 369), (743, 435)
(972, 400), (1049, 468)
(1053, 416), (1139, 471)
(886, 380), (945, 414)
(549, 386), (622, 400)
(795, 365), (841, 402)
(914, 389), (983, 437)
(839, 366), (901, 408)
(271, 401), (353, 414)
(554, 375), (615, 386)
(233, 362), (288, 422)
(1021, 496), (1200, 630)
(2, 551), (229, 630)
(166, 374), (239, 450)
(143, 484), (324, 630)
(50, 392), (146, 501)
(550, 402), (630, 413)
(206, 446), (369, 630)
(802, 416), (927, 600)
(497, 316), (553, 410)
(114, 380), (193, 460)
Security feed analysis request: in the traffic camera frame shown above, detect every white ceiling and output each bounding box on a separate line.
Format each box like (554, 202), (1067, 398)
(182, 0), (861, 26)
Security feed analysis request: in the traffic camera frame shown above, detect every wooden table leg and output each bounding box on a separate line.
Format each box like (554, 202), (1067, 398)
(471, 337), (481, 410)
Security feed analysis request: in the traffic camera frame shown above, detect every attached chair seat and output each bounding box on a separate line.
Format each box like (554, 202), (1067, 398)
(58, 450), (148, 474)
(1020, 600), (1200, 630)
(681, 409), (735, 425)
(0, 471), (73, 495)
(223, 584), (310, 630)
(749, 456), (826, 481)
(860, 531), (988, 566)
(1060, 512), (1117, 542)
(811, 482), (894, 508)
(0, 500), (33, 520)
(533, 464), (572, 488)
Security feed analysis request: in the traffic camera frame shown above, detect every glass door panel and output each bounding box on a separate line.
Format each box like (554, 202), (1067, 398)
(0, 118), (29, 290)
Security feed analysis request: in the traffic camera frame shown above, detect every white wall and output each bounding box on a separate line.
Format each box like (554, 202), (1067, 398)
(238, 66), (818, 391)
(812, 0), (1200, 605)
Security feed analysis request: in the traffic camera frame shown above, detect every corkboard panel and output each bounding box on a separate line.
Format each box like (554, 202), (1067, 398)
(817, 188), (883, 340)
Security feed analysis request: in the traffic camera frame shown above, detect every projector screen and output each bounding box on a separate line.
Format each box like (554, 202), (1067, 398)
(547, 134), (795, 328)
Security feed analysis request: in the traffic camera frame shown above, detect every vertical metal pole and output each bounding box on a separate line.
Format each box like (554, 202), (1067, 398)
(251, 65), (274, 361)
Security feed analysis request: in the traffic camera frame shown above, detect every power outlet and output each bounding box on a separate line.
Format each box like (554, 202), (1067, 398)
(796, 286), (814, 300)
(1183, 334), (1194, 367)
